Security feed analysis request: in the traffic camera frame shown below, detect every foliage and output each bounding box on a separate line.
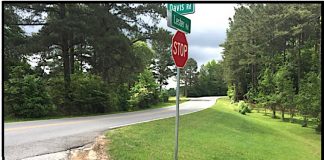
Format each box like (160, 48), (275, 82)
(238, 100), (251, 115)
(159, 89), (169, 102)
(47, 73), (119, 115)
(4, 3), (166, 110)
(273, 66), (296, 120)
(3, 4), (28, 81)
(222, 4), (321, 128)
(188, 60), (227, 97)
(227, 84), (235, 103)
(4, 65), (54, 118)
(129, 69), (159, 110)
(151, 28), (176, 91)
(3, 3), (169, 119)
(167, 88), (176, 97)
(70, 73), (119, 114)
(296, 72), (321, 127)
(180, 58), (198, 97)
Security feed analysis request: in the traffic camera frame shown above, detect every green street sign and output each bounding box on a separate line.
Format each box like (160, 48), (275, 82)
(167, 10), (191, 34)
(167, 3), (195, 15)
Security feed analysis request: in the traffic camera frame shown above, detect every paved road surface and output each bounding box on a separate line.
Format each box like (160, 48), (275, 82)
(5, 96), (220, 160)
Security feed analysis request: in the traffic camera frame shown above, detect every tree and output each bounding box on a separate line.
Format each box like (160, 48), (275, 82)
(222, 4), (321, 129)
(3, 4), (28, 81)
(4, 64), (54, 118)
(258, 68), (277, 118)
(151, 28), (176, 91)
(8, 3), (166, 112)
(274, 66), (295, 121)
(129, 68), (159, 110)
(188, 60), (227, 97)
(180, 58), (198, 97)
(296, 72), (321, 127)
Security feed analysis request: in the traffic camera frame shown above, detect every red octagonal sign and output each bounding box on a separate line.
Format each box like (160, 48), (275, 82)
(172, 31), (188, 68)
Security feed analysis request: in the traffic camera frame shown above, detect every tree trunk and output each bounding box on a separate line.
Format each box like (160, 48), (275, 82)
(264, 107), (267, 116)
(281, 109), (285, 121)
(290, 108), (295, 123)
(302, 116), (308, 127)
(319, 22), (321, 73)
(272, 106), (276, 118)
(184, 81), (188, 97)
(283, 49), (286, 64)
(159, 79), (162, 92)
(60, 4), (72, 114)
(80, 44), (83, 72)
(70, 46), (75, 74)
(234, 82), (239, 102)
(251, 64), (254, 88)
(297, 41), (301, 92)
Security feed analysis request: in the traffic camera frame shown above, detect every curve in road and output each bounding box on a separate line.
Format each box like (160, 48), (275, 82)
(4, 96), (220, 160)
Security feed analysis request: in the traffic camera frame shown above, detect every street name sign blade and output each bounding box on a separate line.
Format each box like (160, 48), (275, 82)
(167, 10), (191, 34)
(172, 31), (188, 68)
(167, 3), (195, 15)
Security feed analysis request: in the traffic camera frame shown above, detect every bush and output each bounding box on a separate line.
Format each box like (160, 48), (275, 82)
(47, 73), (119, 115)
(227, 84), (235, 103)
(71, 73), (116, 114)
(167, 88), (176, 96)
(128, 69), (159, 110)
(5, 73), (55, 118)
(238, 100), (251, 115)
(159, 90), (169, 102)
(115, 84), (131, 111)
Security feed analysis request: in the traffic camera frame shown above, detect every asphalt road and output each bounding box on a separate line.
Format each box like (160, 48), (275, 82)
(4, 96), (220, 160)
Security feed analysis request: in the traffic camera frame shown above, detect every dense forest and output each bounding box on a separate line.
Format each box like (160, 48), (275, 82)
(221, 4), (321, 131)
(3, 3), (227, 120)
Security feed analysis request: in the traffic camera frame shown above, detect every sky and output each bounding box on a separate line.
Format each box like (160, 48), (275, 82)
(162, 4), (236, 67)
(163, 4), (237, 88)
(23, 3), (237, 89)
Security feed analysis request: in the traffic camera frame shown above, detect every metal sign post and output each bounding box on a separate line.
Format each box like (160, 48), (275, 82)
(174, 67), (180, 160)
(168, 4), (194, 159)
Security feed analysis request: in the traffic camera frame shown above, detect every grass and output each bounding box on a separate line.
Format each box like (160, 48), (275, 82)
(150, 96), (189, 109)
(4, 96), (189, 123)
(105, 97), (321, 160)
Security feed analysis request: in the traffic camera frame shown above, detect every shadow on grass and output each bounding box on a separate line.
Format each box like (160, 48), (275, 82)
(252, 108), (319, 132)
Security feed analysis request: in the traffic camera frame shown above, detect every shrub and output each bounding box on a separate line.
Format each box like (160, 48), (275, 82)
(115, 84), (131, 111)
(227, 84), (235, 103)
(70, 73), (113, 114)
(128, 69), (159, 110)
(167, 88), (176, 96)
(5, 73), (55, 118)
(159, 90), (169, 102)
(47, 73), (119, 115)
(238, 100), (251, 115)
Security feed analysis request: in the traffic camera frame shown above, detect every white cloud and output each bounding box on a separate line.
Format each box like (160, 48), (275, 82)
(185, 4), (236, 33)
(189, 46), (224, 66)
(164, 4), (236, 89)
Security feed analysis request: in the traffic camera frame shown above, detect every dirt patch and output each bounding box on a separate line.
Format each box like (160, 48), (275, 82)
(69, 135), (111, 160)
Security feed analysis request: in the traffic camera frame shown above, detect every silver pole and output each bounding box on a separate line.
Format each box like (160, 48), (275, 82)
(174, 67), (180, 160)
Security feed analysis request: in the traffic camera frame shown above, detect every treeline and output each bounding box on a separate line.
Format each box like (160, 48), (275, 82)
(221, 4), (321, 131)
(180, 59), (227, 97)
(3, 3), (175, 119)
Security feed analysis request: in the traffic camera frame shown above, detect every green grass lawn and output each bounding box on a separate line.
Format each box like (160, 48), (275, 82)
(4, 96), (189, 123)
(105, 97), (321, 160)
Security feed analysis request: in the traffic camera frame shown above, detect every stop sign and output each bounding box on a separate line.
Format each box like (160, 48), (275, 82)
(172, 31), (188, 68)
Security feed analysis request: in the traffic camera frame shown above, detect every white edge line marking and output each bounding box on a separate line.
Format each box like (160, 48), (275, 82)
(108, 99), (218, 130)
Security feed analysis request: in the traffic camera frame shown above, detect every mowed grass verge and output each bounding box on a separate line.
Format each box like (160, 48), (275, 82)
(105, 97), (321, 160)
